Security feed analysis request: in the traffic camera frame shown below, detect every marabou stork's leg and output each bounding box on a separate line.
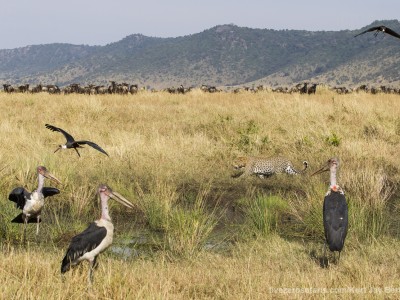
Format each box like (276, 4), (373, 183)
(337, 251), (341, 264)
(34, 215), (41, 243)
(36, 215), (40, 235)
(74, 148), (81, 157)
(88, 256), (97, 285)
(23, 216), (28, 244)
(322, 241), (328, 268)
(88, 262), (93, 285)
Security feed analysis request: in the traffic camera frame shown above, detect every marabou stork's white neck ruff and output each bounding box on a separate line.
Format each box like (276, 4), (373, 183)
(312, 158), (348, 266)
(327, 159), (342, 194)
(61, 184), (135, 284)
(8, 166), (61, 241)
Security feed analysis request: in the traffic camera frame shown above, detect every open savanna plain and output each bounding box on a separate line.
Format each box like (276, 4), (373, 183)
(0, 88), (399, 299)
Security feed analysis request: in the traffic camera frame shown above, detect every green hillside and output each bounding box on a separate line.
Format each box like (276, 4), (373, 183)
(1, 20), (399, 88)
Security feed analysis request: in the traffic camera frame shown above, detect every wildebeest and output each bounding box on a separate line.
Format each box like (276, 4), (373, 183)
(3, 84), (15, 93)
(307, 83), (317, 94)
(129, 84), (138, 94)
(201, 84), (219, 93)
(95, 85), (108, 94)
(31, 84), (43, 93)
(17, 84), (29, 93)
(299, 83), (308, 94)
(47, 85), (61, 94)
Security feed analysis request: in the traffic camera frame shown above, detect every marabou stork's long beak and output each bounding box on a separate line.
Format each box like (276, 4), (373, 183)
(310, 162), (330, 176)
(311, 158), (339, 177)
(38, 166), (62, 184)
(53, 146), (61, 153)
(108, 190), (135, 209)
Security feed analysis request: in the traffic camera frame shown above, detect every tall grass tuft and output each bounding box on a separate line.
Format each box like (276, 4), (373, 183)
(135, 180), (178, 232)
(342, 166), (395, 241)
(164, 187), (219, 258)
(243, 194), (290, 237)
(286, 184), (327, 241)
(134, 181), (219, 257)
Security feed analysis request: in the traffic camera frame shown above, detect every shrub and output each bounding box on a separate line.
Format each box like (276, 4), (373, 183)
(325, 132), (341, 147)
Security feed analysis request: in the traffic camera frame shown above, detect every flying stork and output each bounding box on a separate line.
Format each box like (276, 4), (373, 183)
(311, 157), (348, 267)
(45, 124), (109, 157)
(354, 25), (400, 40)
(9, 166), (61, 242)
(61, 184), (135, 284)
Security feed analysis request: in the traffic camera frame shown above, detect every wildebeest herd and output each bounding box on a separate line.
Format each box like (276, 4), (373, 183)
(2, 82), (139, 95)
(3, 81), (400, 96)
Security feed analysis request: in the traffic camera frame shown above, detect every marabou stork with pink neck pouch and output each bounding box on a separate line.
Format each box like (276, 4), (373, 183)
(312, 157), (348, 266)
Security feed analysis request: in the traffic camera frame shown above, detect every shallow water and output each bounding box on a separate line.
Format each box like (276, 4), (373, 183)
(110, 231), (233, 258)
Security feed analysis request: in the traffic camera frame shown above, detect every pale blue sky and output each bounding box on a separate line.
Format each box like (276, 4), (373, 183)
(2, 0), (399, 49)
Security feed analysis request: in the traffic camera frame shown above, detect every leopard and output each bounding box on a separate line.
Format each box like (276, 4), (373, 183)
(232, 155), (308, 179)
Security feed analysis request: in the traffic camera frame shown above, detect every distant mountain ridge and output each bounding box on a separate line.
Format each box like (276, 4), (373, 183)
(1, 20), (400, 89)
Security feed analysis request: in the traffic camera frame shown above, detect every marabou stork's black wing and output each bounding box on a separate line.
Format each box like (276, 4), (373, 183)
(323, 192), (348, 252)
(384, 27), (400, 39)
(45, 124), (75, 144)
(42, 187), (60, 198)
(354, 26), (381, 37)
(61, 222), (107, 273)
(75, 140), (109, 156)
(8, 187), (30, 209)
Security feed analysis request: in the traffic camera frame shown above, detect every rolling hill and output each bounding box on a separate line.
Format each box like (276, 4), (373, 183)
(1, 20), (400, 89)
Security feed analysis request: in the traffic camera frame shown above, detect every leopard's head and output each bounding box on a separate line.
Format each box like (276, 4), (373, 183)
(232, 156), (248, 169)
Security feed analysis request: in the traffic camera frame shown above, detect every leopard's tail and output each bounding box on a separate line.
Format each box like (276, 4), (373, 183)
(299, 161), (309, 174)
(293, 161), (308, 174)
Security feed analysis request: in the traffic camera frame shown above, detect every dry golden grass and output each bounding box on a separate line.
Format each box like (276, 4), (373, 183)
(0, 89), (399, 298)
(1, 237), (399, 299)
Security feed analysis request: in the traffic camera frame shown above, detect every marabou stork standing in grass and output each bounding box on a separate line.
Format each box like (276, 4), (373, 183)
(61, 184), (135, 284)
(354, 25), (400, 40)
(9, 166), (61, 242)
(45, 124), (109, 157)
(311, 158), (348, 267)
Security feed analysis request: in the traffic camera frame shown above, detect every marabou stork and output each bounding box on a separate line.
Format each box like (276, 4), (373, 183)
(61, 184), (135, 284)
(354, 25), (400, 40)
(45, 124), (109, 157)
(9, 166), (61, 241)
(312, 158), (348, 266)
